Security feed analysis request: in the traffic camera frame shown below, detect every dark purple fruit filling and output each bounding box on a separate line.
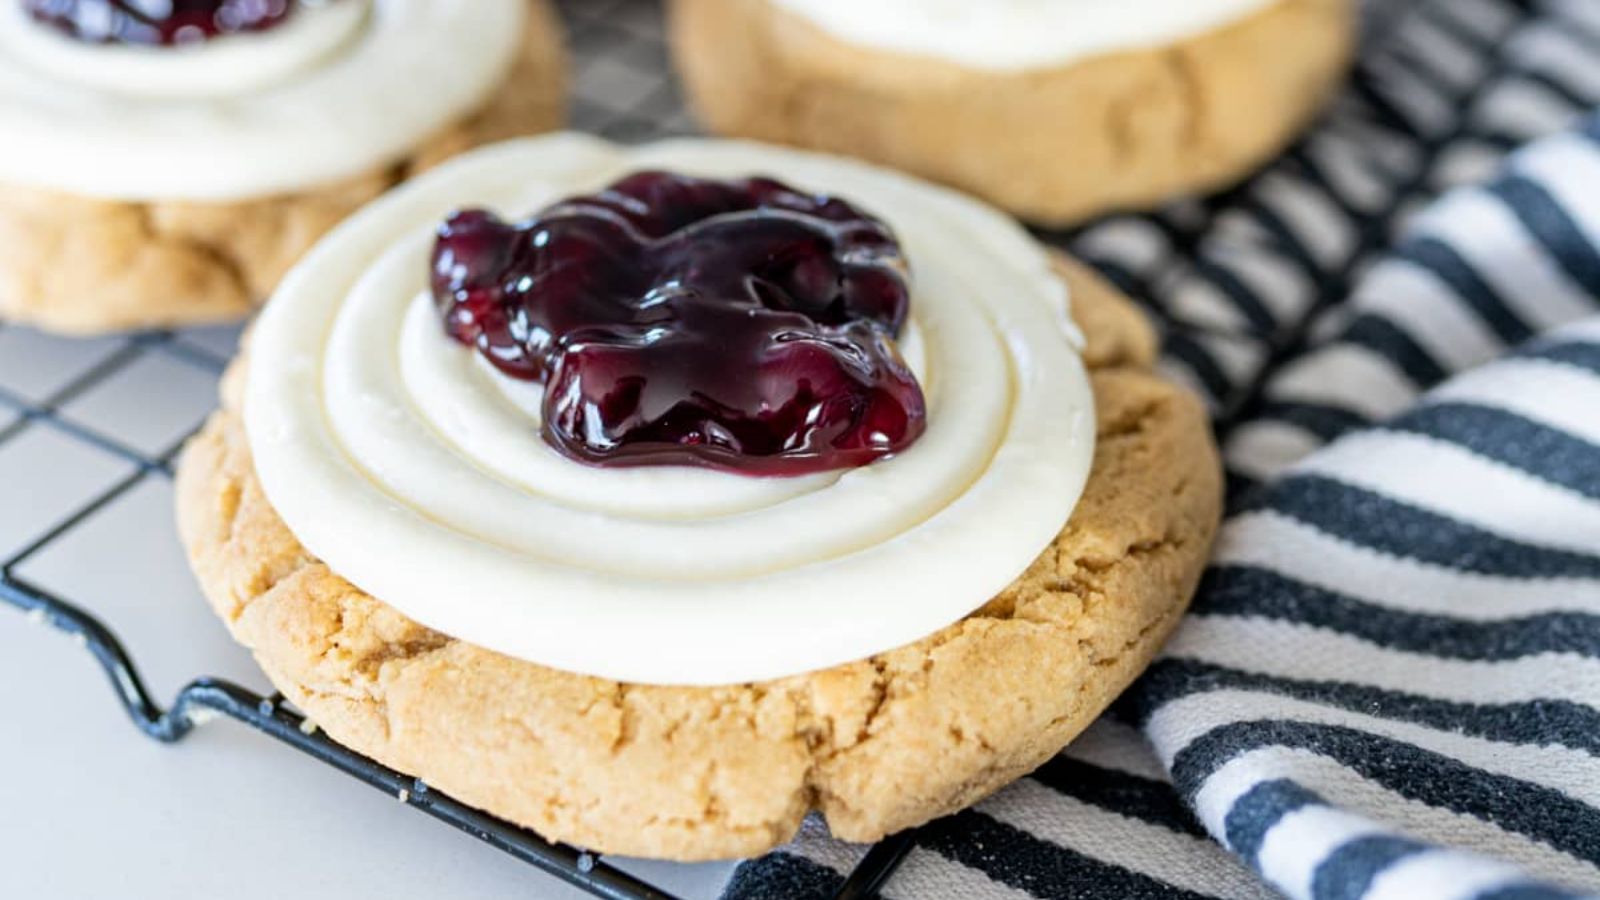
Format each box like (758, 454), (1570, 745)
(431, 171), (928, 476)
(25, 0), (296, 46)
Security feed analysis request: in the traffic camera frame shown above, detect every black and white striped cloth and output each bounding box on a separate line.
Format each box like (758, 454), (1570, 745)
(724, 0), (1600, 897)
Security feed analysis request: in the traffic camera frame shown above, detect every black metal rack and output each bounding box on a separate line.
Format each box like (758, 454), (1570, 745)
(0, 575), (913, 900)
(1, 0), (1579, 896)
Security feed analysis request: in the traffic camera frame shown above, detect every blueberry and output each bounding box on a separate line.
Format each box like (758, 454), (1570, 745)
(429, 171), (927, 476)
(26, 0), (296, 45)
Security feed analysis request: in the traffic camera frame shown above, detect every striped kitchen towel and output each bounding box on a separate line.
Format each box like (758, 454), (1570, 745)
(1124, 318), (1600, 900)
(723, 3), (1600, 898)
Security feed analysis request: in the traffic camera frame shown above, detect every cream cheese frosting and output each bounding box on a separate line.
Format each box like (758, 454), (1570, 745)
(245, 134), (1096, 686)
(0, 0), (525, 201)
(769, 0), (1278, 71)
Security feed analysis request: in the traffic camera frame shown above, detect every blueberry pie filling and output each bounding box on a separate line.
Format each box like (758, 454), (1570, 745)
(24, 0), (300, 45)
(431, 171), (929, 476)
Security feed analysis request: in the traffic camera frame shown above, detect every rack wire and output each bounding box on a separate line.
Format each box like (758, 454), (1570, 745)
(1, 0), (1581, 896)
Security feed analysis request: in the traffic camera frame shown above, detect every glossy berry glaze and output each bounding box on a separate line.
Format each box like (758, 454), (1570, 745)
(431, 171), (929, 476)
(25, 0), (295, 45)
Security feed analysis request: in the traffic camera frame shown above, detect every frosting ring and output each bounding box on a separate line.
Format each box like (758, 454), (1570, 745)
(245, 135), (1095, 685)
(0, 0), (526, 201)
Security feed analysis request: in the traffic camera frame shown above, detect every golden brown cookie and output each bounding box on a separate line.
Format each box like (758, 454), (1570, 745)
(0, 0), (566, 336)
(670, 0), (1353, 227)
(175, 258), (1221, 861)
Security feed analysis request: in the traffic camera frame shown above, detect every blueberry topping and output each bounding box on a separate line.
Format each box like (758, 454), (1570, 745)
(431, 171), (928, 476)
(25, 0), (297, 46)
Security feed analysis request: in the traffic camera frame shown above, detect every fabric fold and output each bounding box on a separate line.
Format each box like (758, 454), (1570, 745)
(723, 1), (1600, 897)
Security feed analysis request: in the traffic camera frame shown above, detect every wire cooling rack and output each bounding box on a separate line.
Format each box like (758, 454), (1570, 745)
(3, 0), (1587, 896)
(0, 3), (906, 897)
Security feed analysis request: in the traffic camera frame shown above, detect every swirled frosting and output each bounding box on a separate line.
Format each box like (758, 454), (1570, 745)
(0, 0), (525, 200)
(770, 0), (1277, 71)
(245, 135), (1096, 685)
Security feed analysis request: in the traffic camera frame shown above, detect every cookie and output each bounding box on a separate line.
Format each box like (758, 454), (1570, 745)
(176, 255), (1222, 861)
(670, 0), (1353, 226)
(0, 0), (565, 336)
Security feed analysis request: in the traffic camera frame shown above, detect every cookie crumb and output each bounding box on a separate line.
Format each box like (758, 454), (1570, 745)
(397, 788), (411, 803)
(298, 718), (318, 736)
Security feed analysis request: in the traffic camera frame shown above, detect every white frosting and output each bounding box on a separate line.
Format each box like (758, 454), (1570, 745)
(770, 0), (1278, 71)
(0, 0), (526, 201)
(245, 135), (1096, 686)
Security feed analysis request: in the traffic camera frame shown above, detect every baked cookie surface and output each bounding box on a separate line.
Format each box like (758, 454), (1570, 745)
(671, 0), (1353, 226)
(0, 0), (565, 336)
(176, 255), (1221, 861)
